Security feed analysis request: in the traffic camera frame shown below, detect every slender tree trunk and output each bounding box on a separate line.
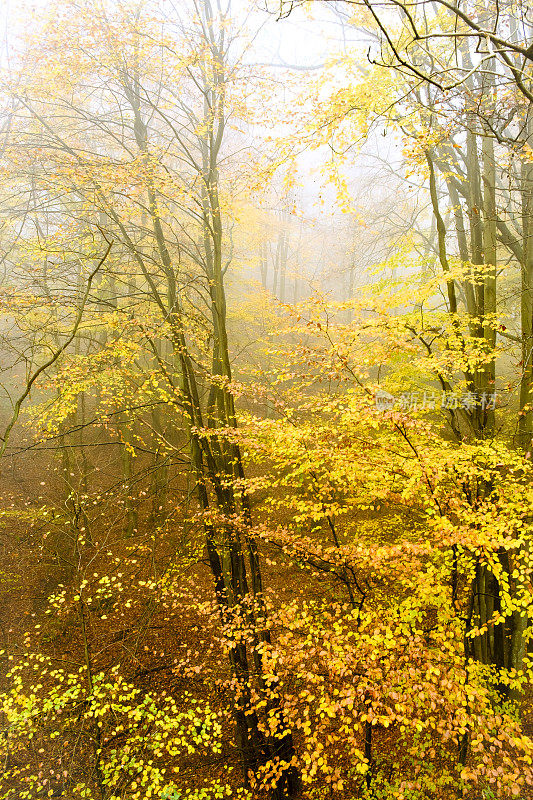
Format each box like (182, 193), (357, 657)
(148, 401), (169, 530)
(260, 240), (268, 289)
(482, 131), (497, 435)
(519, 115), (533, 451)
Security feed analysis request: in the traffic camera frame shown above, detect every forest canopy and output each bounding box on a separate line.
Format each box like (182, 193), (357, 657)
(0, 1), (532, 799)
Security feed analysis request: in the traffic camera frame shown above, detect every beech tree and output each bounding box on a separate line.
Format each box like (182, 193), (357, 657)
(1, 0), (298, 795)
(0, 2), (531, 799)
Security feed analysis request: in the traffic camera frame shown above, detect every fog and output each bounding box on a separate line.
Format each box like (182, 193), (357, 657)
(0, 1), (531, 798)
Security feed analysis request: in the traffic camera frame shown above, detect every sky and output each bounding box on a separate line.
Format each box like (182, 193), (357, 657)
(0, 0), (411, 255)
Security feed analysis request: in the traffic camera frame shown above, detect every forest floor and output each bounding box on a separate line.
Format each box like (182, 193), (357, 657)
(0, 439), (531, 799)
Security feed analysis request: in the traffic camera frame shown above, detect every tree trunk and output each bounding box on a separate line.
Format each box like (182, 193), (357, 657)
(518, 115), (533, 451)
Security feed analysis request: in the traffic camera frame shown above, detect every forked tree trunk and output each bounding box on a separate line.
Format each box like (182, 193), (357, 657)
(119, 27), (300, 792)
(519, 115), (533, 451)
(428, 120), (528, 704)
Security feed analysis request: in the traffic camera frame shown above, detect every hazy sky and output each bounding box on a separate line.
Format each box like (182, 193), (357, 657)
(0, 0), (409, 232)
